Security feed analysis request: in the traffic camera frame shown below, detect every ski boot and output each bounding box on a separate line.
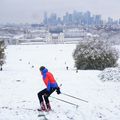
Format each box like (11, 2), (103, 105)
(46, 102), (51, 111)
(39, 102), (47, 111)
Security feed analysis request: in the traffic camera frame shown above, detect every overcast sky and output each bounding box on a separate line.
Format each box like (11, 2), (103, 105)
(0, 0), (120, 24)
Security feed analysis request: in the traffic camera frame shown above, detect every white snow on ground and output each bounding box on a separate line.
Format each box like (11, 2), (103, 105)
(98, 67), (120, 82)
(0, 44), (120, 120)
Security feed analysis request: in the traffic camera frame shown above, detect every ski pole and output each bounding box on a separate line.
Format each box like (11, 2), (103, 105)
(50, 96), (79, 108)
(62, 93), (88, 103)
(59, 84), (88, 103)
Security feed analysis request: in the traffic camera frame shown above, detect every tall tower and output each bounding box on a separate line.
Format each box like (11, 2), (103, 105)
(43, 12), (48, 25)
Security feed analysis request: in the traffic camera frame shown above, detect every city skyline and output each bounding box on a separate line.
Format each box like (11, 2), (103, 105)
(0, 0), (120, 24)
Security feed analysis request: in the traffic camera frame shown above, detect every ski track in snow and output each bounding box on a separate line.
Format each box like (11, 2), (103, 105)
(0, 44), (120, 120)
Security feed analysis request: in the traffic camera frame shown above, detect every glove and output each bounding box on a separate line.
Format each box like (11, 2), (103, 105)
(56, 87), (61, 94)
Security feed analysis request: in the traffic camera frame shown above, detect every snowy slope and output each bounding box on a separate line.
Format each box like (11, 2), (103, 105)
(0, 44), (120, 120)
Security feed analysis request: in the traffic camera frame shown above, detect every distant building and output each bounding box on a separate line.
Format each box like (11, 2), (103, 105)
(0, 36), (11, 45)
(64, 28), (86, 38)
(49, 26), (63, 34)
(46, 32), (64, 43)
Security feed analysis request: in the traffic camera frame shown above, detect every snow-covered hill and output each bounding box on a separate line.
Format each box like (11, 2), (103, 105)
(0, 44), (120, 120)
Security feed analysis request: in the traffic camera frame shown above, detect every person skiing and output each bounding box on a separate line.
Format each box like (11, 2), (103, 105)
(37, 66), (61, 111)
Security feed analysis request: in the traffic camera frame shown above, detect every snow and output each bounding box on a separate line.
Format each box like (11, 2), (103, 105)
(0, 44), (120, 120)
(98, 67), (120, 82)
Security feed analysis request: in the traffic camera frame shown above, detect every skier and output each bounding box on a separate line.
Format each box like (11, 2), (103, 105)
(66, 66), (69, 70)
(37, 66), (61, 111)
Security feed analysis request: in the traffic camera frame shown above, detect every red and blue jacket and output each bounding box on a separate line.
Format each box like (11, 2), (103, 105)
(41, 68), (58, 92)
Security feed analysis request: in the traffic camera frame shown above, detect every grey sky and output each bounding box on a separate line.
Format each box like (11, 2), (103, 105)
(0, 0), (120, 24)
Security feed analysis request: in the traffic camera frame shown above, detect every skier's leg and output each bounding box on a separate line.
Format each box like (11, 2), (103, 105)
(37, 89), (47, 111)
(44, 95), (51, 110)
(37, 89), (46, 103)
(44, 88), (56, 110)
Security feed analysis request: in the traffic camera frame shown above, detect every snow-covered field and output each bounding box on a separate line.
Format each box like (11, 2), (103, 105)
(0, 44), (120, 120)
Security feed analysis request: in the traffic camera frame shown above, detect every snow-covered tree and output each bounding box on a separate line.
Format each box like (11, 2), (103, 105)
(73, 38), (119, 70)
(0, 40), (6, 71)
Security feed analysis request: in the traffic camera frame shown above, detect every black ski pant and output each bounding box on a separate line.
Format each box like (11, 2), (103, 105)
(37, 88), (56, 105)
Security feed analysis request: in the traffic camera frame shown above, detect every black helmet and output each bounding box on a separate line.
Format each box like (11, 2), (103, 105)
(39, 66), (45, 71)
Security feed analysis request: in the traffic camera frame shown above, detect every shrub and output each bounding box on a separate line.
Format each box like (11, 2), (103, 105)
(73, 39), (119, 70)
(98, 67), (120, 82)
(0, 40), (6, 71)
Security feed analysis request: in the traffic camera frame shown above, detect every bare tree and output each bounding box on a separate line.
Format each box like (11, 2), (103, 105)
(0, 40), (6, 71)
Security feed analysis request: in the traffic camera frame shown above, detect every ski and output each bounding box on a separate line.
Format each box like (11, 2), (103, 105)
(0, 106), (48, 119)
(50, 96), (79, 107)
(62, 93), (88, 103)
(37, 109), (48, 120)
(59, 84), (88, 103)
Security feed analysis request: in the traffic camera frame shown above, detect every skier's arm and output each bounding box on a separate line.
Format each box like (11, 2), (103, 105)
(47, 81), (51, 92)
(43, 77), (50, 92)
